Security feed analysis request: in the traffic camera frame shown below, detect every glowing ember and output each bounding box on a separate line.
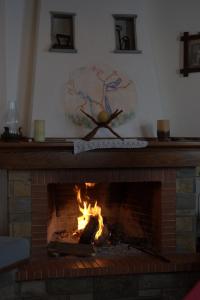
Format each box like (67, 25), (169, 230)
(74, 183), (104, 240)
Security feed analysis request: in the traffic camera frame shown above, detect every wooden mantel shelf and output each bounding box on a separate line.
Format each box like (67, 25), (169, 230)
(1, 138), (200, 169)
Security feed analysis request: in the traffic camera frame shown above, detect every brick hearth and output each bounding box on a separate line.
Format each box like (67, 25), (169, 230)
(16, 254), (200, 282)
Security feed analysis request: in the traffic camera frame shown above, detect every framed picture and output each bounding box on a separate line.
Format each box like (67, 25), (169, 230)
(180, 32), (200, 76)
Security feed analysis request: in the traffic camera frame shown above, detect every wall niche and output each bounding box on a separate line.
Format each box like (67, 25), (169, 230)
(49, 12), (76, 53)
(113, 14), (141, 53)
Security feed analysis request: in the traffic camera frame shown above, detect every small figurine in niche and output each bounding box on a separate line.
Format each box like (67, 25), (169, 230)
(55, 34), (72, 49)
(116, 25), (123, 50)
(115, 25), (130, 50)
(121, 36), (130, 50)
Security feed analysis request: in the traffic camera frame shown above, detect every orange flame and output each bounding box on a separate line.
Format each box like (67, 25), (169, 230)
(74, 183), (104, 240)
(85, 182), (96, 188)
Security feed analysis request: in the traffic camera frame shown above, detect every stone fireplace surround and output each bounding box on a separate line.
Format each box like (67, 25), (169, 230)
(1, 140), (200, 299)
(17, 166), (197, 283)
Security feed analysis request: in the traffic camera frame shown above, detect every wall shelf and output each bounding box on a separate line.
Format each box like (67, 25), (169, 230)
(113, 50), (142, 54)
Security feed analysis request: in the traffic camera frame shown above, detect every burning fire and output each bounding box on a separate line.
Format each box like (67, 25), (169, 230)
(74, 183), (104, 240)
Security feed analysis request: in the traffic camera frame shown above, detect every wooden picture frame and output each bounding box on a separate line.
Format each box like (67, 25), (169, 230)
(180, 32), (200, 76)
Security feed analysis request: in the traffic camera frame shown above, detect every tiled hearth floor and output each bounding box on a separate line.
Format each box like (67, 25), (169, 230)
(16, 254), (200, 281)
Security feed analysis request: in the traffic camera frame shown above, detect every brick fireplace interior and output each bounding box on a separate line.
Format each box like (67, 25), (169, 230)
(47, 181), (162, 252)
(31, 168), (176, 258)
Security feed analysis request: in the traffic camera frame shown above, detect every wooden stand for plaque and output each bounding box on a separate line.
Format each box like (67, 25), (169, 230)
(81, 109), (123, 141)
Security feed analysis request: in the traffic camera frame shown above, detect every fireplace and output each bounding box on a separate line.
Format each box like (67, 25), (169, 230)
(31, 168), (176, 261)
(1, 141), (200, 298)
(0, 141), (199, 287)
(47, 181), (162, 255)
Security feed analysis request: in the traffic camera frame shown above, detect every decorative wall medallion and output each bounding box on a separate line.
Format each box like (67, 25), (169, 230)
(65, 64), (137, 131)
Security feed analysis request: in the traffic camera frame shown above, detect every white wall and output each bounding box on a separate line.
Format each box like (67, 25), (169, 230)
(145, 0), (200, 137)
(0, 0), (38, 136)
(5, 0), (25, 105)
(2, 0), (200, 138)
(0, 0), (6, 130)
(31, 0), (163, 138)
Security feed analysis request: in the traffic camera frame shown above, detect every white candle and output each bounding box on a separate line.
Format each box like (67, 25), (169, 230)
(34, 120), (45, 142)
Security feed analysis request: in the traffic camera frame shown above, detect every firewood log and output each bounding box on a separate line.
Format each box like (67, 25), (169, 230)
(48, 241), (95, 257)
(79, 216), (99, 244)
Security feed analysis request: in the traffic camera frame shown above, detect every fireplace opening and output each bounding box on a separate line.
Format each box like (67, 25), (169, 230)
(47, 182), (162, 258)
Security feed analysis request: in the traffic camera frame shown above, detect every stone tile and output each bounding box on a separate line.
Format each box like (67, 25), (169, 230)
(104, 298), (150, 300)
(8, 180), (14, 198)
(139, 288), (161, 298)
(94, 275), (138, 299)
(70, 294), (93, 300)
(176, 193), (196, 210)
(177, 168), (196, 178)
(176, 209), (196, 216)
(9, 171), (31, 182)
(0, 284), (16, 299)
(138, 272), (200, 290)
(115, 298), (160, 300)
(16, 298), (49, 300)
(46, 278), (93, 295)
(0, 271), (16, 288)
(196, 166), (200, 177)
(10, 222), (31, 237)
(10, 213), (31, 223)
(20, 281), (46, 297)
(14, 181), (31, 198)
(176, 235), (196, 253)
(176, 178), (195, 193)
(176, 216), (195, 232)
(94, 294), (136, 300)
(162, 288), (190, 300)
(10, 197), (31, 214)
(48, 296), (70, 300)
(19, 296), (70, 300)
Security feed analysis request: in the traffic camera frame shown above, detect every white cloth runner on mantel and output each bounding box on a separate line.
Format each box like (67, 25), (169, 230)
(73, 139), (148, 154)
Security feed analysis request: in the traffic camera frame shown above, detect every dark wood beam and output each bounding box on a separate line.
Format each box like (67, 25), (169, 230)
(1, 139), (200, 169)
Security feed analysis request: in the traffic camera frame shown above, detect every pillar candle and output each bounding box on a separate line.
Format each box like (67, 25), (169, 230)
(157, 119), (170, 140)
(34, 120), (45, 142)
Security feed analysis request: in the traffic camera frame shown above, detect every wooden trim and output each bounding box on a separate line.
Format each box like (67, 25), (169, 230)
(1, 140), (200, 169)
(0, 169), (8, 235)
(2, 139), (200, 149)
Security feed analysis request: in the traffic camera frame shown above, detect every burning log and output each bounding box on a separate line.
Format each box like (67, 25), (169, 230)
(94, 223), (110, 246)
(74, 183), (104, 242)
(48, 241), (95, 257)
(79, 216), (99, 244)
